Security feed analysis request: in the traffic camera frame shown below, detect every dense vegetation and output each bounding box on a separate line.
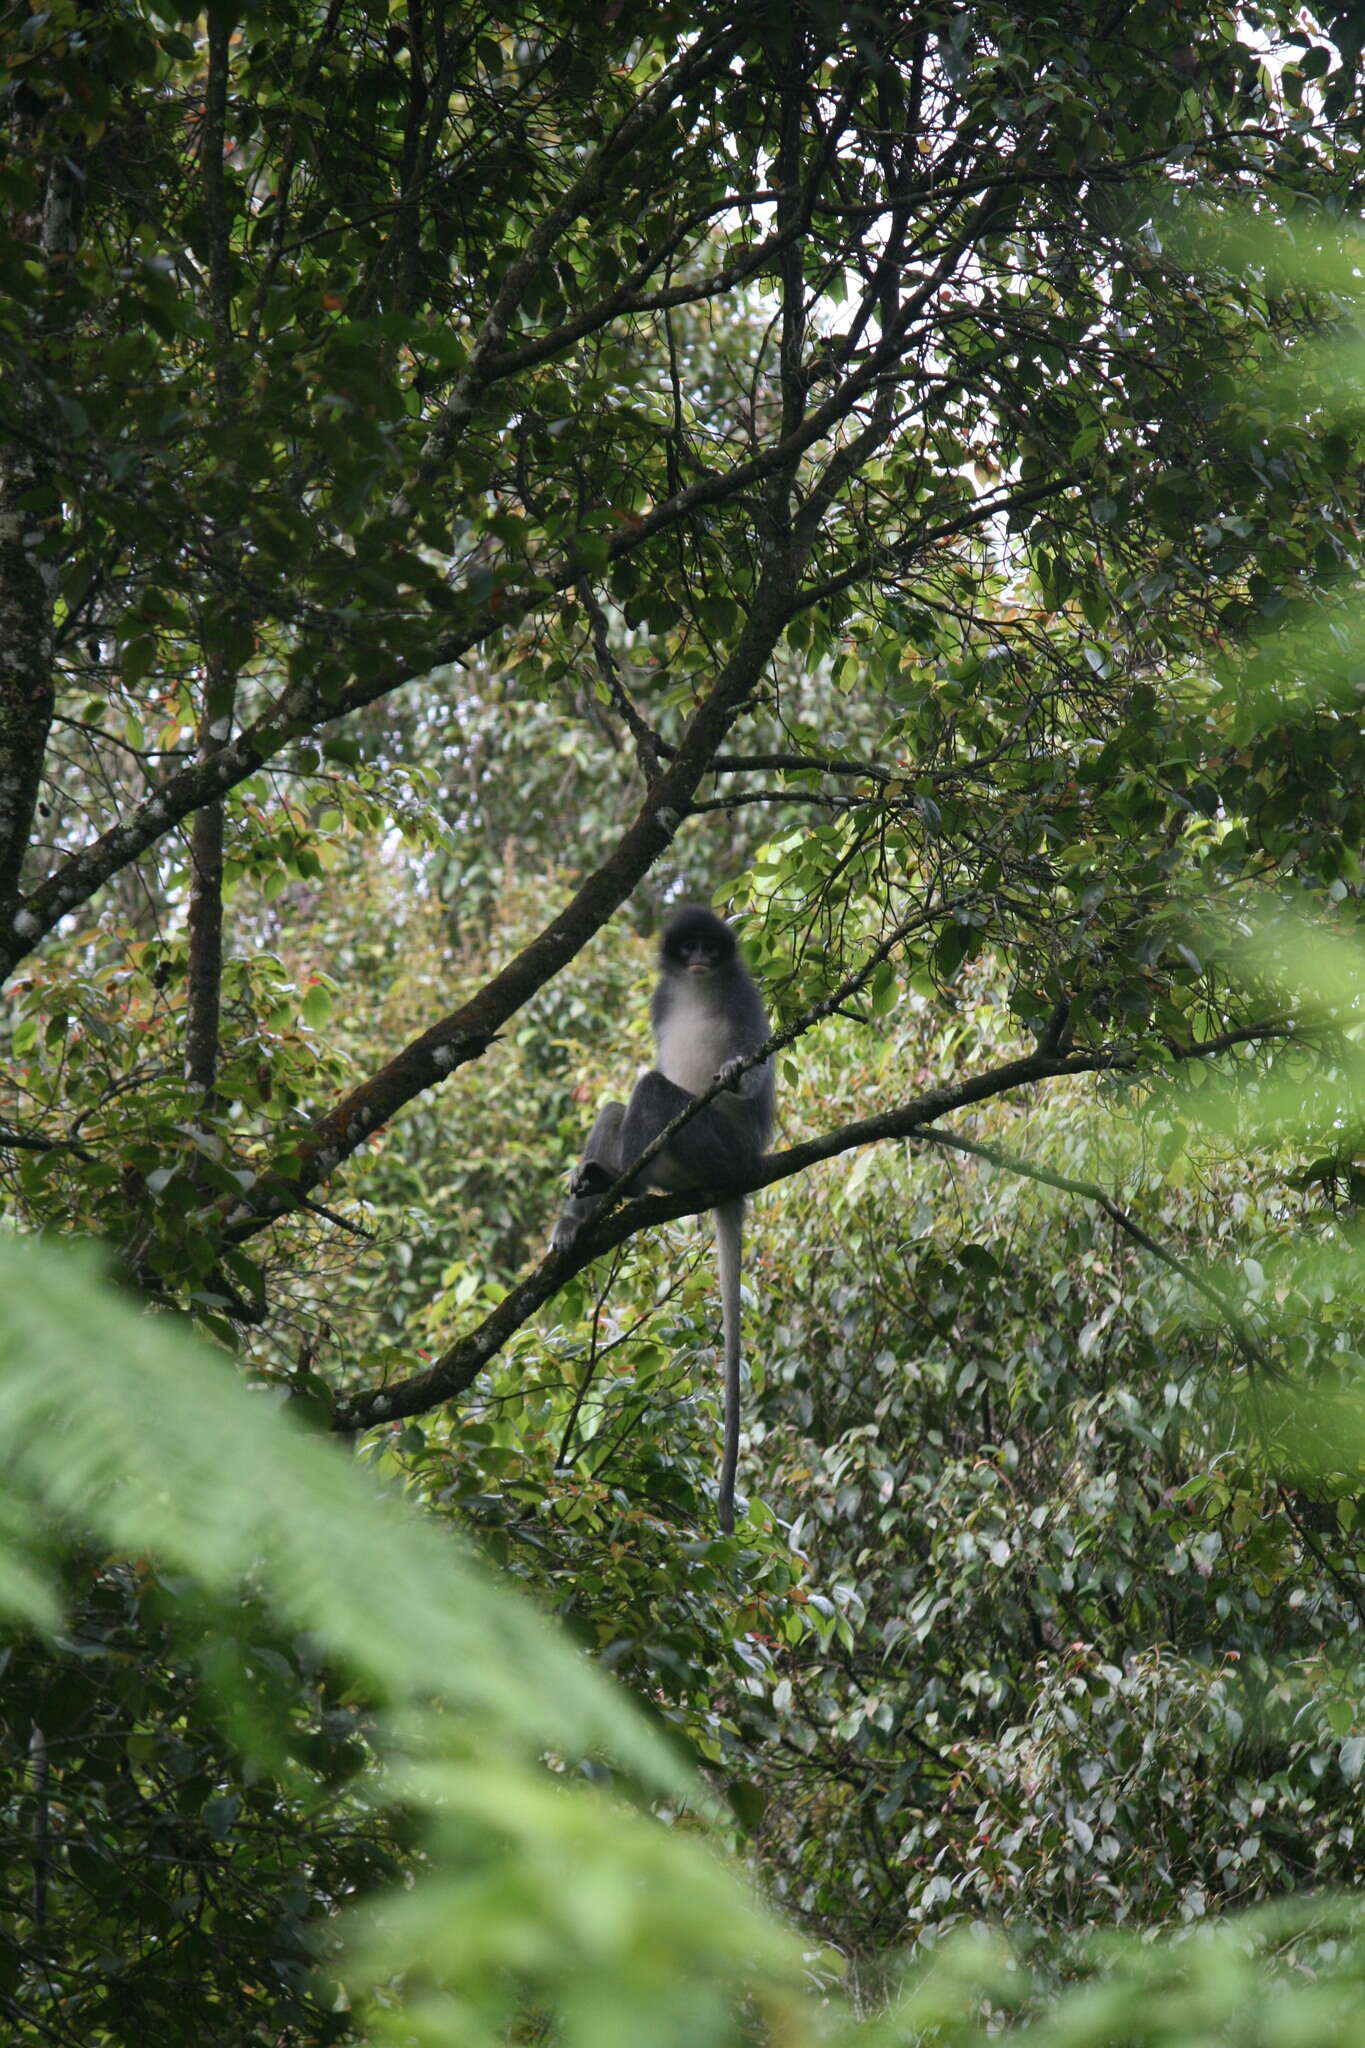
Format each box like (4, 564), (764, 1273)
(4, 1), (1365, 2040)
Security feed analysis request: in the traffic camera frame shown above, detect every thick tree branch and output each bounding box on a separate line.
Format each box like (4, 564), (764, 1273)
(229, 548), (804, 1237)
(2, 589), (509, 981)
(331, 999), (1299, 1432)
(330, 1043), (1120, 1433)
(0, 144), (81, 914)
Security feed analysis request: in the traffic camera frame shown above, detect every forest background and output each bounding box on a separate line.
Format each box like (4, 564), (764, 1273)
(6, 1), (1365, 2042)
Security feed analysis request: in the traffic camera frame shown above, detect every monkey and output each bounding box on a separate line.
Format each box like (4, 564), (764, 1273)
(552, 906), (774, 1534)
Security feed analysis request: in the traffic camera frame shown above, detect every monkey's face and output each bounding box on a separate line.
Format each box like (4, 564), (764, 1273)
(660, 907), (737, 978)
(674, 935), (723, 976)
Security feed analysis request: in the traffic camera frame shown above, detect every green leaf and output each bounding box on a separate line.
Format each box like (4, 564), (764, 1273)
(0, 1236), (668, 1764)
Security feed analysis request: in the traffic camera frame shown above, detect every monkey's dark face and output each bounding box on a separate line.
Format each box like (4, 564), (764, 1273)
(660, 907), (737, 977)
(676, 936), (722, 976)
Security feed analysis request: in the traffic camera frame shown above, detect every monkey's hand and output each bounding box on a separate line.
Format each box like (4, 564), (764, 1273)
(567, 1160), (614, 1198)
(715, 1057), (749, 1093)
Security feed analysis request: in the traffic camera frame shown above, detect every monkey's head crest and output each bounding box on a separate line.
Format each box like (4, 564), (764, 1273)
(660, 904), (738, 975)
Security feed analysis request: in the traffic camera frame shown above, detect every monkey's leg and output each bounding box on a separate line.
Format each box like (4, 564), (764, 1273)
(620, 1070), (752, 1191)
(571, 1100), (626, 1193)
(617, 1071), (699, 1191)
(551, 1101), (624, 1250)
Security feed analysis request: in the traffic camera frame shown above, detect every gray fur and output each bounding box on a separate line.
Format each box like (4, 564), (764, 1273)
(551, 906), (774, 1532)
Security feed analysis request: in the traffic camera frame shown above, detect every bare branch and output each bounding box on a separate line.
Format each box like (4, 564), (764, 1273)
(574, 580), (664, 781)
(331, 1041), (1120, 1433)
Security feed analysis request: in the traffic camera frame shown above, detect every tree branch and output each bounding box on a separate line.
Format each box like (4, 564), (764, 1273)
(413, 24), (745, 487)
(184, 13), (239, 1099)
(330, 992), (1300, 1433)
(330, 1042), (1121, 1433)
(229, 549), (804, 1239)
(0, 149), (1071, 988)
(0, 307), (1006, 983)
(0, 141), (81, 915)
(910, 1125), (1275, 1375)
(574, 580), (663, 781)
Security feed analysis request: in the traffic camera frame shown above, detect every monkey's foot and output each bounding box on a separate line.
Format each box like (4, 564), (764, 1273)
(551, 1192), (601, 1252)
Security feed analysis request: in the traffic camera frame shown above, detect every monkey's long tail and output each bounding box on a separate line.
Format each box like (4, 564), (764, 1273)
(715, 1199), (744, 1536)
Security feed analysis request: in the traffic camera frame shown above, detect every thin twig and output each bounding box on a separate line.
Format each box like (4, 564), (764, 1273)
(555, 1247), (624, 1468)
(911, 1125), (1276, 1375)
(574, 579), (664, 780)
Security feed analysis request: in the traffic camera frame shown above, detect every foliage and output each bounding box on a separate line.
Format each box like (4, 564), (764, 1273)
(6, 1238), (1365, 2046)
(0, 1234), (803, 2045)
(5, 0), (1365, 1311)
(6, 0), (1365, 2039)
(735, 989), (1365, 1984)
(2, 1563), (399, 2044)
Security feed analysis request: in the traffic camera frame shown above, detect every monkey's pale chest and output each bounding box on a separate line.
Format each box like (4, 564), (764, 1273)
(655, 983), (734, 1096)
